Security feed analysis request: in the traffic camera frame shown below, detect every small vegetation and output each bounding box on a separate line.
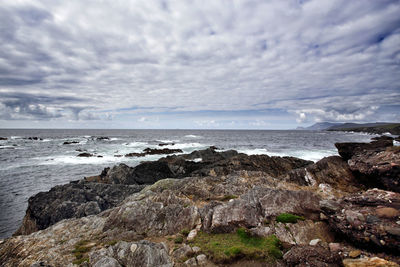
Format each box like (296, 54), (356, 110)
(180, 229), (190, 236)
(174, 235), (184, 244)
(72, 239), (95, 265)
(191, 228), (282, 263)
(276, 213), (305, 223)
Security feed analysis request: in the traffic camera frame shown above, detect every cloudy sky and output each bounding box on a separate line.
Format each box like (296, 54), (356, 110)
(0, 0), (399, 129)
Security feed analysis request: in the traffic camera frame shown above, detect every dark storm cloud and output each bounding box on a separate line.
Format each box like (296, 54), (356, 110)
(0, 0), (399, 128)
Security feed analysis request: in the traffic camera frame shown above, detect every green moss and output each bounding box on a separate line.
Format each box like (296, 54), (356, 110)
(72, 240), (95, 265)
(72, 257), (89, 265)
(174, 236), (184, 244)
(180, 229), (190, 236)
(276, 213), (305, 223)
(191, 228), (282, 263)
(106, 240), (118, 246)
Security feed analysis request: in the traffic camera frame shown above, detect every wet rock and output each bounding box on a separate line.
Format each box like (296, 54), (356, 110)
(0, 137), (7, 140)
(14, 182), (144, 235)
(343, 257), (399, 267)
(63, 141), (79, 145)
(143, 148), (183, 155)
(89, 240), (172, 267)
(24, 137), (43, 141)
(77, 152), (94, 157)
(283, 245), (341, 266)
(323, 189), (400, 253)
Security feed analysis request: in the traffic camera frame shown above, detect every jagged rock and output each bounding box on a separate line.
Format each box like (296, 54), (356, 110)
(143, 148), (183, 155)
(14, 181), (144, 235)
(343, 257), (399, 267)
(24, 137), (43, 141)
(283, 245), (341, 266)
(335, 138), (393, 161)
(281, 156), (359, 193)
(322, 189), (400, 253)
(202, 187), (321, 233)
(348, 146), (400, 192)
(89, 240), (172, 267)
(103, 190), (201, 239)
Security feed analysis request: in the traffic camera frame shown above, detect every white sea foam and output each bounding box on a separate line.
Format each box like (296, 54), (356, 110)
(164, 142), (205, 150)
(157, 139), (179, 143)
(394, 140), (400, 147)
(184, 134), (202, 138)
(237, 148), (269, 155)
(237, 148), (335, 162)
(124, 141), (149, 147)
(10, 136), (22, 140)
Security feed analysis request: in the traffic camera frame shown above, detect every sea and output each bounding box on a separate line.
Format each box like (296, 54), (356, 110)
(0, 129), (379, 239)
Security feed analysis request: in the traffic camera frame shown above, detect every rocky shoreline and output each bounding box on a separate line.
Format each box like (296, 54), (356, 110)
(0, 136), (399, 266)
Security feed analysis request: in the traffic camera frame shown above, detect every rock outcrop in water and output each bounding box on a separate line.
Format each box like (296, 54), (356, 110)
(1, 137), (400, 266)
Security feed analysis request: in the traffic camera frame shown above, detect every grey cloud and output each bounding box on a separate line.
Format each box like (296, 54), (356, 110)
(0, 0), (399, 127)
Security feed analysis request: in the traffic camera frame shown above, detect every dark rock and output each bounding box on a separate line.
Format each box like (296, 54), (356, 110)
(323, 189), (400, 253)
(125, 152), (146, 157)
(77, 152), (94, 157)
(24, 137), (43, 141)
(283, 245), (342, 267)
(95, 136), (110, 141)
(335, 139), (393, 161)
(158, 143), (174, 146)
(0, 137), (7, 140)
(14, 182), (144, 235)
(143, 147), (183, 155)
(371, 135), (394, 141)
(63, 141), (79, 145)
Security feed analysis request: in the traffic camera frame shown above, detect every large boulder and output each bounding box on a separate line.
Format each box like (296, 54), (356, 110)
(89, 240), (172, 267)
(14, 181), (144, 235)
(321, 189), (400, 253)
(335, 138), (399, 192)
(283, 245), (341, 266)
(281, 156), (359, 193)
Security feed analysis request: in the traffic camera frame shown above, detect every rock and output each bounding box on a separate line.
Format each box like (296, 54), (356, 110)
(125, 152), (146, 157)
(63, 141), (79, 145)
(323, 189), (400, 252)
(309, 239), (321, 246)
(143, 148), (183, 155)
(196, 254), (208, 265)
(376, 207), (400, 218)
(281, 156), (359, 192)
(343, 257), (399, 267)
(172, 244), (193, 260)
(24, 137), (43, 141)
(329, 243), (341, 252)
(192, 246), (201, 253)
(0, 137), (8, 140)
(204, 187), (321, 233)
(89, 240), (172, 267)
(30, 262), (53, 267)
(283, 245), (341, 266)
(187, 229), (198, 241)
(184, 257), (198, 266)
(159, 143), (174, 146)
(77, 152), (94, 157)
(372, 135), (394, 141)
(349, 250), (361, 258)
(94, 136), (110, 141)
(335, 139), (393, 161)
(335, 137), (400, 192)
(14, 181), (144, 235)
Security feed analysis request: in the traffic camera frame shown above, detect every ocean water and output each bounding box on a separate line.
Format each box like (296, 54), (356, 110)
(0, 129), (377, 239)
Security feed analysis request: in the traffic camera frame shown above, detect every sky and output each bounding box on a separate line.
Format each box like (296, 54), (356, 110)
(0, 0), (399, 129)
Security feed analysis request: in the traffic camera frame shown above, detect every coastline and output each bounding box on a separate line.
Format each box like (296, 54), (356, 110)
(0, 135), (399, 266)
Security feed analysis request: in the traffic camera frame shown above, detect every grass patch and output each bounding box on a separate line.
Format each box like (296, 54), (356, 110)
(174, 235), (184, 244)
(191, 228), (282, 263)
(276, 213), (305, 223)
(72, 240), (95, 265)
(180, 229), (190, 236)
